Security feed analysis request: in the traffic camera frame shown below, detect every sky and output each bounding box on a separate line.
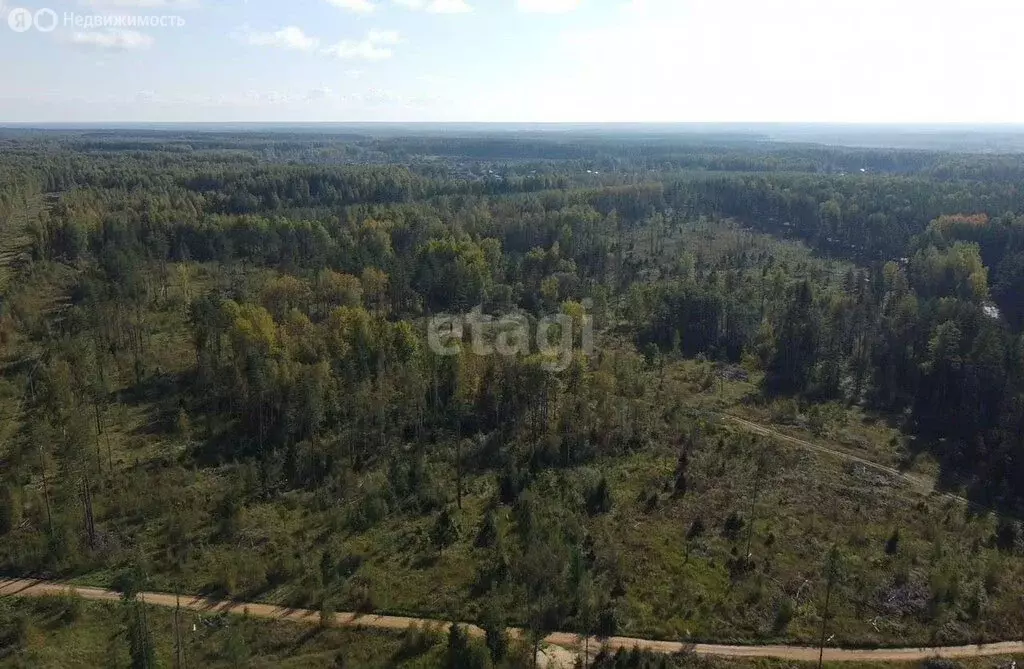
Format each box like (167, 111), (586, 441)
(1, 0), (1023, 123)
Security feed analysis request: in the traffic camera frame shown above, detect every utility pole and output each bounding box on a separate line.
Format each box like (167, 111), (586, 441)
(173, 590), (182, 669)
(139, 591), (152, 669)
(744, 453), (766, 566)
(82, 473), (96, 549)
(818, 545), (841, 669)
(38, 443), (52, 535)
(455, 435), (462, 510)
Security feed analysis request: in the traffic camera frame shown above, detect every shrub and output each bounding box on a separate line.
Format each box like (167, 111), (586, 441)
(774, 597), (795, 632)
(348, 578), (376, 613)
(337, 553), (365, 579)
(212, 556), (240, 596)
(885, 528), (901, 555)
(476, 509), (498, 548)
(432, 507), (460, 552)
(215, 489), (243, 540)
(481, 603), (508, 662)
(397, 622), (443, 660)
(596, 602), (619, 638)
(498, 463), (527, 505)
(920, 659), (964, 669)
(994, 518), (1019, 553)
(348, 488), (390, 533)
(0, 602), (30, 651)
(319, 595), (335, 628)
(643, 491), (659, 513)
(223, 623), (249, 668)
(0, 485), (21, 536)
(39, 590), (82, 625)
(673, 471), (688, 497)
(445, 624), (492, 669)
(586, 477), (613, 515)
(722, 512), (745, 541)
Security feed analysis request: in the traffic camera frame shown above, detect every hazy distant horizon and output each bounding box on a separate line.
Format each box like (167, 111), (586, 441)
(5, 121), (1024, 129)
(6, 121), (1024, 152)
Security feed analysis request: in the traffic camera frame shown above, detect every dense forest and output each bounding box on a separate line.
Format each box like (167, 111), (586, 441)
(1, 129), (1024, 668)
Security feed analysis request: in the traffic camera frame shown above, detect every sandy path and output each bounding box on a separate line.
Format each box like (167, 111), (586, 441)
(717, 413), (973, 506)
(3, 578), (1021, 663)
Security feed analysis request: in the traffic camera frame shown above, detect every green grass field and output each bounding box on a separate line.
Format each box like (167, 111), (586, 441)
(2, 226), (1023, 652)
(10, 337), (1022, 648)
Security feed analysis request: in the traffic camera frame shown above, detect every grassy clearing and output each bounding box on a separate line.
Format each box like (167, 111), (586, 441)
(8, 312), (1024, 648)
(34, 359), (1024, 649)
(2, 234), (1023, 652)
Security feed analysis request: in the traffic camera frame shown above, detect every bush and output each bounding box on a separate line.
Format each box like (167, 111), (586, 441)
(498, 463), (527, 506)
(885, 528), (901, 555)
(62, 591), (83, 624)
(476, 509), (498, 548)
(348, 488), (390, 533)
(673, 471), (687, 497)
(215, 489), (243, 540)
(445, 625), (492, 669)
(337, 553), (365, 579)
(920, 659), (964, 669)
(38, 590), (82, 625)
(770, 399), (799, 424)
(0, 602), (30, 651)
(994, 518), (1019, 553)
(319, 548), (364, 588)
(112, 564), (149, 599)
(320, 548), (336, 586)
(319, 595), (335, 628)
(481, 603), (508, 662)
(643, 491), (659, 513)
(586, 477), (613, 515)
(0, 485), (21, 536)
(773, 597), (795, 632)
(222, 623), (249, 668)
(722, 512), (745, 541)
(348, 578), (376, 613)
(397, 622), (443, 660)
(596, 602), (619, 637)
(432, 507), (460, 552)
(212, 556), (240, 596)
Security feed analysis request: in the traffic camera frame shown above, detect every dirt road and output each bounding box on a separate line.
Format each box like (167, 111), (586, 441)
(717, 413), (974, 506)
(3, 578), (1021, 663)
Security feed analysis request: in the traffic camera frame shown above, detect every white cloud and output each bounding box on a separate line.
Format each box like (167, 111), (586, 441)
(81, 0), (198, 7)
(322, 29), (400, 60)
(70, 29), (154, 49)
(324, 0), (376, 12)
(236, 26), (401, 61)
(241, 26), (320, 51)
(306, 87), (335, 101)
(517, 0), (579, 13)
(418, 74), (453, 86)
(394, 0), (471, 12)
(426, 0), (471, 12)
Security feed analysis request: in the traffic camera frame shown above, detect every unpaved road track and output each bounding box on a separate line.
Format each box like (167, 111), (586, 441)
(717, 414), (973, 506)
(3, 579), (1022, 662)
